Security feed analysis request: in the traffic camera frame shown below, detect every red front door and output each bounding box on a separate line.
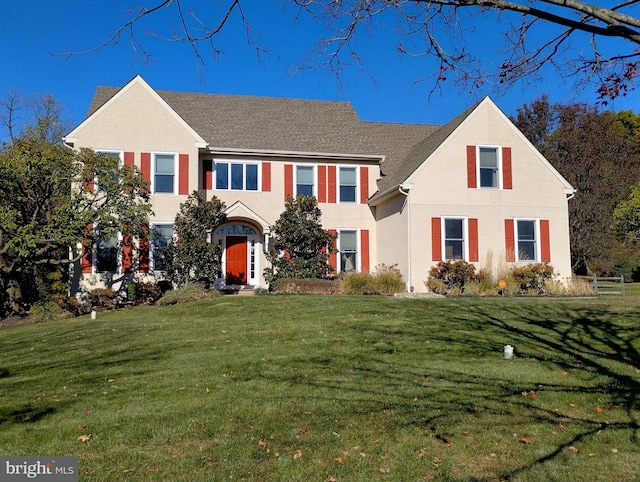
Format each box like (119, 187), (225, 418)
(225, 236), (247, 284)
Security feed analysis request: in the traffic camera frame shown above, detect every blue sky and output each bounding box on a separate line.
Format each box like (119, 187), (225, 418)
(2, 1), (639, 134)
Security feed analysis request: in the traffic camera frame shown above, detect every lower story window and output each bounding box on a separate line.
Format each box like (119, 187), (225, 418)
(444, 218), (465, 260)
(339, 230), (358, 272)
(151, 224), (174, 272)
(517, 219), (537, 261)
(96, 235), (118, 273)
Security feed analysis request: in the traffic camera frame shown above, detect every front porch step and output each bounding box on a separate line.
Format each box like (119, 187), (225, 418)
(219, 285), (255, 296)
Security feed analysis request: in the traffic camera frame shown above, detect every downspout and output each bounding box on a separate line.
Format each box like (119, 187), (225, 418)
(399, 183), (413, 292)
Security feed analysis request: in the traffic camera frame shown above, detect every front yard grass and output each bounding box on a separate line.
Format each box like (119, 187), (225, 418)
(1, 294), (639, 481)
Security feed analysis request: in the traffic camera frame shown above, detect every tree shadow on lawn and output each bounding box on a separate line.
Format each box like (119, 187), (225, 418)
(263, 301), (639, 480)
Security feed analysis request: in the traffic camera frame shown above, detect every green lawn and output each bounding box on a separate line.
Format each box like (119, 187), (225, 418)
(1, 294), (639, 481)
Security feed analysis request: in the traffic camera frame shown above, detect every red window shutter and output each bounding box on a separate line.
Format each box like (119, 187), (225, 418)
(360, 166), (369, 204)
(328, 229), (337, 274)
(467, 146), (477, 188)
(317, 165), (327, 203)
(505, 219), (515, 262)
(540, 219), (551, 262)
(80, 223), (93, 274)
(284, 164), (293, 200)
(179, 154), (189, 194)
(262, 162), (271, 192)
(203, 159), (213, 190)
(432, 217), (442, 261)
(328, 166), (337, 203)
(141, 153), (151, 193)
(124, 151), (134, 167)
(122, 234), (134, 273)
(360, 229), (370, 273)
(139, 228), (150, 273)
(502, 147), (513, 189)
(468, 218), (479, 262)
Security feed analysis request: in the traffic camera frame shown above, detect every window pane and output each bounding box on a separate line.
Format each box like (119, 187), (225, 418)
(340, 230), (357, 250)
(297, 166), (314, 196)
(231, 163), (244, 190)
(444, 219), (464, 260)
(155, 155), (174, 174)
(340, 167), (357, 202)
(479, 148), (498, 167)
(96, 236), (118, 273)
(152, 225), (173, 272)
(155, 175), (174, 193)
(246, 164), (258, 191)
(216, 162), (228, 189)
(517, 220), (537, 261)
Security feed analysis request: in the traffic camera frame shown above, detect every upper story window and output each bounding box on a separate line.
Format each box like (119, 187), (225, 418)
(478, 147), (500, 188)
(215, 161), (259, 191)
(153, 153), (176, 194)
(94, 150), (123, 192)
(516, 219), (538, 262)
(296, 166), (315, 197)
(339, 167), (357, 203)
(444, 218), (465, 261)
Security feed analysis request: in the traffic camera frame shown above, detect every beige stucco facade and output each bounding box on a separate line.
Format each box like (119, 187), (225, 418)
(65, 76), (574, 295)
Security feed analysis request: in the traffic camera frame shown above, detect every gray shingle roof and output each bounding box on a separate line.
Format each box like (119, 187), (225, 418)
(86, 85), (458, 198)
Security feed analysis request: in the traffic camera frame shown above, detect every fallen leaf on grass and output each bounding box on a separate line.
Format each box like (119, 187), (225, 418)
(84, 410), (92, 416)
(379, 467), (390, 474)
(334, 457), (344, 464)
(76, 424), (85, 430)
(596, 406), (604, 413)
(568, 446), (578, 453)
(529, 390), (536, 399)
(258, 440), (267, 448)
(520, 438), (531, 444)
(298, 427), (308, 435)
(294, 450), (303, 460)
(78, 434), (92, 442)
(146, 466), (159, 472)
(329, 478), (337, 482)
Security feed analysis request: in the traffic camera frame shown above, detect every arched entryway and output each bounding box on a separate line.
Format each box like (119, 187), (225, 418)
(215, 223), (261, 286)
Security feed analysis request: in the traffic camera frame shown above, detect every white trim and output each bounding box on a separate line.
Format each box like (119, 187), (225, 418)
(336, 228), (361, 273)
(151, 151), (178, 195)
(514, 218), (541, 262)
(294, 164), (316, 198)
(337, 165), (359, 204)
(441, 217), (469, 262)
(475, 145), (502, 190)
(213, 159), (262, 192)
(64, 75), (207, 146)
(207, 146), (383, 163)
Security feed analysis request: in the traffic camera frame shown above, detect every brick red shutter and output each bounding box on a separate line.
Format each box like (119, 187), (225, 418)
(317, 165), (327, 203)
(432, 217), (442, 261)
(328, 166), (337, 203)
(284, 164), (293, 200)
(139, 227), (150, 273)
(467, 146), (477, 188)
(80, 223), (93, 274)
(328, 229), (337, 274)
(360, 229), (370, 273)
(360, 167), (369, 204)
(179, 154), (189, 194)
(122, 234), (134, 273)
(203, 160), (213, 190)
(540, 219), (551, 262)
(505, 219), (515, 262)
(141, 153), (151, 193)
(502, 147), (512, 189)
(124, 151), (134, 167)
(262, 162), (271, 192)
(468, 218), (479, 262)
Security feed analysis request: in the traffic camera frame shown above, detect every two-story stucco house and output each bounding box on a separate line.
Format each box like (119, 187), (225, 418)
(63, 75), (575, 294)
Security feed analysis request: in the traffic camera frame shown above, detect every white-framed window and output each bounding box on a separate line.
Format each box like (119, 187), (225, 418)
(214, 160), (260, 191)
(443, 217), (468, 261)
(338, 229), (359, 272)
(94, 150), (124, 192)
(296, 165), (315, 197)
(150, 223), (174, 272)
(515, 218), (539, 262)
(477, 146), (501, 189)
(152, 153), (177, 194)
(339, 166), (357, 203)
